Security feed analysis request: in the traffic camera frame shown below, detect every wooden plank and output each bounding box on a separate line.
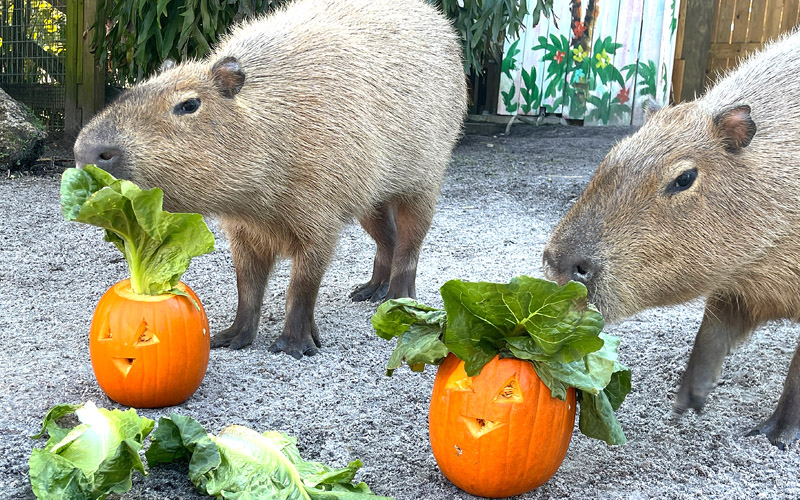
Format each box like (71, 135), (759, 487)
(730, 0), (750, 45)
(518, 4), (551, 116)
(678, 0), (715, 101)
(764, 0), (786, 41)
(64, 0), (80, 139)
(783, 0), (800, 30)
(497, 30), (524, 115)
(748, 0), (769, 43)
(632, 0), (666, 124)
(656, 0), (681, 104)
(672, 58), (685, 101)
(539, 0), (572, 115)
(708, 41), (763, 57)
(674, 0), (688, 59)
(582, 0), (623, 125)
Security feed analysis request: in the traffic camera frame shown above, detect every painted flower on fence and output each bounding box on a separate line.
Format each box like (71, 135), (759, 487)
(573, 21), (586, 38)
(595, 49), (611, 69)
(572, 45), (588, 62)
(617, 87), (630, 105)
(554, 50), (566, 63)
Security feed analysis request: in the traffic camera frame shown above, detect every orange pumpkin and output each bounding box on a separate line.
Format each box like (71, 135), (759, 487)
(89, 279), (210, 408)
(428, 354), (576, 498)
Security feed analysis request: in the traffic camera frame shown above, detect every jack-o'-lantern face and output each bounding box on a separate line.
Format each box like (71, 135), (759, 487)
(89, 279), (210, 408)
(428, 354), (576, 498)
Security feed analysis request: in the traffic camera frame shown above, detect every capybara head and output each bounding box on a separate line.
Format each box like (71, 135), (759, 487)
(541, 102), (788, 321)
(73, 57), (251, 213)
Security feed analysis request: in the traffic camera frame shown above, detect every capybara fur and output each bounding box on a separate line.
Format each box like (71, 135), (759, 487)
(543, 30), (800, 448)
(73, 0), (467, 359)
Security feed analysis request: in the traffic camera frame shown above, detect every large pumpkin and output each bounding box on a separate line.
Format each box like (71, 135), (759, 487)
(89, 279), (210, 408)
(429, 354), (576, 498)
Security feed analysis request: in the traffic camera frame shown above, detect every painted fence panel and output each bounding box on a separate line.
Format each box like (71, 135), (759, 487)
(498, 0), (680, 126)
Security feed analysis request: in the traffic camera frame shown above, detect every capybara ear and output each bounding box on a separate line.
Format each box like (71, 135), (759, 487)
(159, 59), (176, 73)
(211, 56), (246, 98)
(643, 98), (661, 120)
(713, 104), (757, 152)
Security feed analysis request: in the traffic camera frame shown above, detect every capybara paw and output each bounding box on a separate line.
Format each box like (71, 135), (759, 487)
(746, 416), (800, 450)
(350, 281), (389, 302)
(268, 333), (320, 359)
(210, 326), (256, 350)
(673, 387), (708, 416)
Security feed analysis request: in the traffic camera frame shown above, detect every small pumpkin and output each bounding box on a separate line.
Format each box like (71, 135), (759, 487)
(89, 279), (210, 408)
(428, 353), (576, 498)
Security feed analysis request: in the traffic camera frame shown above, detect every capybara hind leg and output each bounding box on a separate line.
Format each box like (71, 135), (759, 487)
(747, 340), (800, 449)
(269, 239), (335, 359)
(351, 203), (397, 302)
(386, 195), (437, 300)
(212, 225), (275, 349)
(674, 294), (753, 415)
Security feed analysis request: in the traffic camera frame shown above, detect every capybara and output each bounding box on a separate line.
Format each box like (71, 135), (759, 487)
(73, 0), (467, 359)
(543, 31), (800, 448)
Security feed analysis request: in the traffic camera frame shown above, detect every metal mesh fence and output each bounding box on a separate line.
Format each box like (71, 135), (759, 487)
(0, 0), (67, 133)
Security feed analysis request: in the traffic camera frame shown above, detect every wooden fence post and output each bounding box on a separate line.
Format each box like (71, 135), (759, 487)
(65, 0), (105, 142)
(672, 0), (714, 102)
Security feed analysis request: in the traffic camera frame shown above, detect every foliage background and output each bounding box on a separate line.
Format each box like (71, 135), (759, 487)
(94, 0), (555, 87)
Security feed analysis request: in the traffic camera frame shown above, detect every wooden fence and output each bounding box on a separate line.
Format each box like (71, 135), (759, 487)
(674, 0), (800, 102)
(497, 0), (681, 126)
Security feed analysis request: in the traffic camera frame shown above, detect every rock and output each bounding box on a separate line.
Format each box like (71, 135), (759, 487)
(0, 87), (46, 170)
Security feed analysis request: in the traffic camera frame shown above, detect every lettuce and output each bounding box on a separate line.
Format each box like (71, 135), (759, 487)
(372, 276), (631, 445)
(145, 415), (394, 499)
(28, 402), (154, 500)
(60, 165), (215, 296)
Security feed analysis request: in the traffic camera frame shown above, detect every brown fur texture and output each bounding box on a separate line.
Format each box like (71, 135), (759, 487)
(543, 30), (800, 448)
(73, 0), (467, 359)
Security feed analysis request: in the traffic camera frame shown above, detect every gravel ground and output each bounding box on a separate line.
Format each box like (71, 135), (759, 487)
(1, 125), (798, 500)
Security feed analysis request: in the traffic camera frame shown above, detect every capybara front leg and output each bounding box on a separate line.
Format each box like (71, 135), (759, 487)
(211, 224), (275, 350)
(674, 294), (753, 415)
(351, 203), (397, 302)
(747, 340), (800, 449)
(269, 241), (334, 359)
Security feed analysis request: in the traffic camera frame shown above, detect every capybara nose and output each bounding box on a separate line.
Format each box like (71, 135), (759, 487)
(543, 248), (599, 287)
(569, 257), (598, 285)
(74, 144), (122, 171)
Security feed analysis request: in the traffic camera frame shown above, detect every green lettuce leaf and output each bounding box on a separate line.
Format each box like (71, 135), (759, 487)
(372, 276), (631, 446)
(28, 402), (154, 500)
(372, 299), (448, 375)
(146, 415), (393, 499)
(440, 277), (604, 376)
(60, 165), (215, 295)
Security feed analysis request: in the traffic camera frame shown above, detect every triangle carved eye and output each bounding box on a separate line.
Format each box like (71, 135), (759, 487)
(493, 376), (523, 404)
(134, 319), (159, 345)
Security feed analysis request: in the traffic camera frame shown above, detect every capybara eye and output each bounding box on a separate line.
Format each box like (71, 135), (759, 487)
(175, 98), (201, 115)
(670, 168), (697, 193)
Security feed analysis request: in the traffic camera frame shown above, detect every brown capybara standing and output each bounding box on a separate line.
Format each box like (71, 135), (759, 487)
(73, 0), (467, 359)
(543, 31), (800, 448)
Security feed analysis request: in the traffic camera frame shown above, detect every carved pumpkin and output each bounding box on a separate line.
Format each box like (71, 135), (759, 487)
(89, 279), (210, 408)
(428, 354), (576, 498)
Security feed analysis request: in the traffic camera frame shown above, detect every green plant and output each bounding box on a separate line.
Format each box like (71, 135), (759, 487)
(94, 0), (288, 85)
(586, 90), (631, 124)
(373, 276), (631, 445)
(60, 165), (215, 296)
(29, 402), (154, 500)
(95, 1), (555, 85)
(435, 0), (555, 76)
(623, 60), (657, 99)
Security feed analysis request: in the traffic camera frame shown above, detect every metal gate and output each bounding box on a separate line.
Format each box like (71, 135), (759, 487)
(0, 0), (67, 134)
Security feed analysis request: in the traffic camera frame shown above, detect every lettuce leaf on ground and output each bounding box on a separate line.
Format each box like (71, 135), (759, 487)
(60, 165), (215, 296)
(371, 276), (631, 445)
(146, 415), (394, 499)
(28, 402), (154, 500)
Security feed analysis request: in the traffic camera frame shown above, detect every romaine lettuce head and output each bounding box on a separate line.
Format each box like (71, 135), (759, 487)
(28, 401), (154, 500)
(146, 415), (393, 499)
(60, 165), (215, 296)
